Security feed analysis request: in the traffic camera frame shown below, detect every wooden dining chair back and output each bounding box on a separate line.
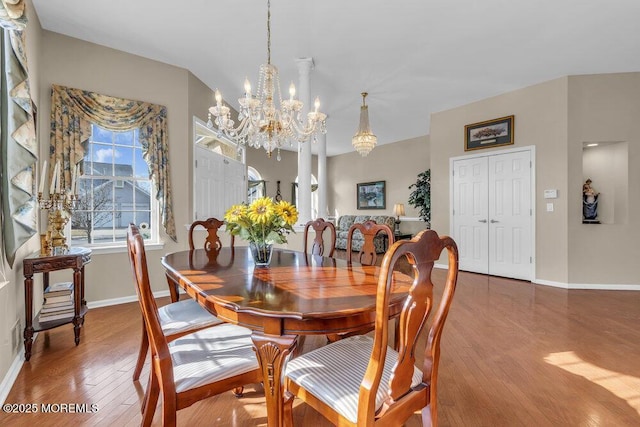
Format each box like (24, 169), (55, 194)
(166, 217), (233, 302)
(188, 217), (234, 252)
(127, 224), (261, 426)
(303, 218), (337, 257)
(346, 220), (394, 266)
(284, 229), (459, 426)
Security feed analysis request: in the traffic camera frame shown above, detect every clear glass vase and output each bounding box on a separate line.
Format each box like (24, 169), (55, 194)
(249, 241), (273, 267)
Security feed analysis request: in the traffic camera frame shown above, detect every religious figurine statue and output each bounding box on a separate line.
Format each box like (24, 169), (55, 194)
(582, 178), (600, 223)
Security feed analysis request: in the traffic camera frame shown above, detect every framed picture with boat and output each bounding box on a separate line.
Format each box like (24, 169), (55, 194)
(465, 115), (514, 151)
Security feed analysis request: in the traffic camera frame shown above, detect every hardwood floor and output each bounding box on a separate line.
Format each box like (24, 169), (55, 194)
(2, 270), (640, 426)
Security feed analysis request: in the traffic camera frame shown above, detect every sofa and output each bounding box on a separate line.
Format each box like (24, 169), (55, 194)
(335, 215), (396, 253)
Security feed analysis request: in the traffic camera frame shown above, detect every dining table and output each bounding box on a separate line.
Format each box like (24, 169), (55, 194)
(161, 246), (413, 427)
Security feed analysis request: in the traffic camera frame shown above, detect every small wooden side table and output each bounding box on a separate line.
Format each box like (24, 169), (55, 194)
(22, 247), (91, 361)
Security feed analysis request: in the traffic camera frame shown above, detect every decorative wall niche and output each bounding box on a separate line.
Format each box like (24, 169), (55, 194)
(582, 141), (628, 225)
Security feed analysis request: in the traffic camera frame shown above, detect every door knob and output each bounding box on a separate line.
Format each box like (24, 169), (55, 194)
(478, 219), (487, 223)
(490, 219), (499, 223)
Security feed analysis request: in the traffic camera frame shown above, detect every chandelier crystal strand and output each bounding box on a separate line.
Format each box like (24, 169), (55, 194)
(207, 0), (326, 160)
(352, 92), (377, 156)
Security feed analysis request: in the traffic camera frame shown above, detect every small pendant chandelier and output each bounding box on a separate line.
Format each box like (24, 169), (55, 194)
(207, 0), (327, 161)
(352, 92), (377, 156)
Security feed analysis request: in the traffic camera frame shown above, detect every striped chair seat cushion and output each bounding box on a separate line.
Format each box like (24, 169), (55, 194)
(158, 299), (222, 335)
(170, 323), (259, 393)
(285, 335), (423, 424)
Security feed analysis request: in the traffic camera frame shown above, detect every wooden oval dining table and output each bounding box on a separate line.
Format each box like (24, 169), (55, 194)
(162, 246), (413, 427)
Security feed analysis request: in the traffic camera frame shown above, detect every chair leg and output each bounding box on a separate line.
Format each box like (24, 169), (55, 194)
(161, 387), (178, 427)
(232, 386), (244, 397)
(422, 403), (433, 427)
(293, 335), (307, 357)
(133, 319), (149, 381)
(142, 373), (159, 427)
(283, 391), (295, 427)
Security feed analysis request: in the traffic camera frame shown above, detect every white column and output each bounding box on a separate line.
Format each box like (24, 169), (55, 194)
(317, 131), (327, 219)
(296, 57), (313, 225)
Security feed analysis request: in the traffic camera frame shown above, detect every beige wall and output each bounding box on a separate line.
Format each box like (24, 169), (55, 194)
(0, 0), (43, 389)
(327, 135), (430, 236)
(430, 73), (640, 286)
(40, 31), (195, 301)
(247, 147), (317, 205)
(430, 77), (570, 282)
(567, 73), (640, 284)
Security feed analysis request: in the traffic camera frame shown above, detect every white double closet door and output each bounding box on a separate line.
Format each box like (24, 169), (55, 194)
(451, 148), (533, 281)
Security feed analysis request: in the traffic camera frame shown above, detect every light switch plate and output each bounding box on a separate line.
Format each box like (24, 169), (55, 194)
(544, 189), (558, 199)
(546, 203), (554, 212)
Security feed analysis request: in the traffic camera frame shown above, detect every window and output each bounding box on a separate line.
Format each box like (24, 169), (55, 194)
(71, 124), (156, 246)
(247, 166), (265, 203)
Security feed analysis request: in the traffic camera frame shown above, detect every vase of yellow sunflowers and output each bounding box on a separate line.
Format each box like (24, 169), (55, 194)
(224, 197), (298, 267)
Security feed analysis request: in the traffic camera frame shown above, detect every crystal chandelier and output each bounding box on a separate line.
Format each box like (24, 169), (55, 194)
(352, 92), (377, 156)
(207, 0), (326, 161)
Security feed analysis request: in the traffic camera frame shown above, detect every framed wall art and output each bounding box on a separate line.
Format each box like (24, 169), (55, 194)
(465, 115), (514, 151)
(357, 181), (386, 209)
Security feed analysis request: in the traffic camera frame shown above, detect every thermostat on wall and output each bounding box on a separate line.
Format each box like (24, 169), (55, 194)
(543, 189), (558, 199)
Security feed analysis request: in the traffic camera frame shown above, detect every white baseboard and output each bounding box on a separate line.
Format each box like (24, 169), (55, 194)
(533, 279), (640, 291)
(0, 346), (24, 404)
(87, 289), (171, 309)
(1, 289), (172, 403)
(435, 264), (639, 290)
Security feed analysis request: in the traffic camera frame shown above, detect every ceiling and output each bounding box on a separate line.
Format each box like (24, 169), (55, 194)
(32, 0), (640, 157)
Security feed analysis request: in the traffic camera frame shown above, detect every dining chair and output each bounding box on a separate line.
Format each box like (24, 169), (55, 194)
(127, 224), (261, 426)
(132, 221), (226, 382)
(303, 218), (337, 257)
(283, 229), (459, 427)
(346, 219), (394, 266)
(165, 217), (235, 302)
(325, 220), (397, 343)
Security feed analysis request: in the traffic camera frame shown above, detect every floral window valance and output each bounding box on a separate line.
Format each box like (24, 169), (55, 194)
(0, 0), (37, 266)
(49, 84), (177, 241)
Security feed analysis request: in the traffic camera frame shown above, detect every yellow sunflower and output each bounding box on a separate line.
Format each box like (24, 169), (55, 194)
(224, 204), (247, 223)
(275, 200), (299, 226)
(248, 197), (275, 225)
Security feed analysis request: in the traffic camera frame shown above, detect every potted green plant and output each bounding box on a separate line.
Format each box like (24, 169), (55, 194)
(408, 169), (431, 225)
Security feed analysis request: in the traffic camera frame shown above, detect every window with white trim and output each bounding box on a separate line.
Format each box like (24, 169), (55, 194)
(247, 166), (265, 203)
(71, 124), (157, 246)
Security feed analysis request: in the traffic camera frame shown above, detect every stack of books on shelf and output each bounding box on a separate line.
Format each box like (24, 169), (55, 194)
(39, 282), (75, 323)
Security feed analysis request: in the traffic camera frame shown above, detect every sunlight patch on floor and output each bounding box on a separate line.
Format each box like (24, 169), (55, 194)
(545, 351), (640, 415)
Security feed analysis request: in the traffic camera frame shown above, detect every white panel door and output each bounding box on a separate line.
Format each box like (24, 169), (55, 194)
(452, 149), (532, 281)
(488, 150), (531, 280)
(452, 157), (489, 274)
(195, 145), (224, 220)
(223, 157), (247, 211)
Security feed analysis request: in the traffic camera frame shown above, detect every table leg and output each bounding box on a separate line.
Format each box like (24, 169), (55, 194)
(166, 273), (180, 303)
(80, 265), (86, 306)
(23, 274), (34, 361)
(72, 267), (82, 345)
(251, 333), (297, 427)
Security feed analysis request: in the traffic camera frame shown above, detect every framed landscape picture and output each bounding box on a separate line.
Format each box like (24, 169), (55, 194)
(465, 115), (514, 151)
(357, 181), (386, 209)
